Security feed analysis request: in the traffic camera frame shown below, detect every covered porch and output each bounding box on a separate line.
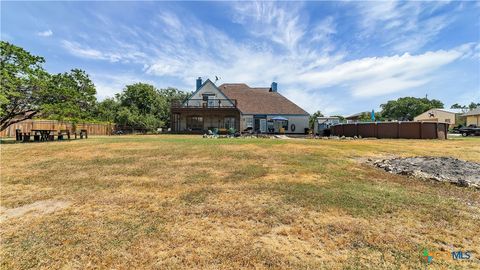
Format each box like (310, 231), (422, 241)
(171, 108), (241, 133)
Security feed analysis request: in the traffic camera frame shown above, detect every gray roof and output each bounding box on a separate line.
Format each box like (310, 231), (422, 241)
(346, 111), (370, 119)
(462, 108), (480, 116)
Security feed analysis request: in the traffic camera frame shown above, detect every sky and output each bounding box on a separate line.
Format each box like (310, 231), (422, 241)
(1, 1), (479, 116)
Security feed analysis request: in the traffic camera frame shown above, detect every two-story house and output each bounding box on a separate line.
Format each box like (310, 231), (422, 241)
(171, 78), (309, 134)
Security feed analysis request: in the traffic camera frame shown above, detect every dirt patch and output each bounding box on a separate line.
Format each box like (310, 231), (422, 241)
(0, 200), (71, 222)
(370, 157), (480, 188)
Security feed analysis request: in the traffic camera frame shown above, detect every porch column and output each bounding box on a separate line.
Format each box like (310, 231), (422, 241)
(236, 113), (241, 131)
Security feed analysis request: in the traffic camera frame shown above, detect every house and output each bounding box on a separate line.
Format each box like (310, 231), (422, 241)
(345, 112), (370, 123)
(170, 78), (309, 134)
(462, 108), (480, 126)
(413, 108), (464, 128)
(313, 117), (340, 136)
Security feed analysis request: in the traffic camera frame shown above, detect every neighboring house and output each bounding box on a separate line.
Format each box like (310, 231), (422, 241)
(345, 112), (370, 123)
(171, 78), (309, 134)
(462, 108), (480, 126)
(313, 117), (340, 135)
(414, 108), (464, 127)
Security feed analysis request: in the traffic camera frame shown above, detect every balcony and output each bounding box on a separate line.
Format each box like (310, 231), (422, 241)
(171, 99), (237, 109)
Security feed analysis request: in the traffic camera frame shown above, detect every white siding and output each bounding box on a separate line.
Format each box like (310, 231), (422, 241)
(186, 81), (234, 107)
(240, 114), (309, 134)
(282, 115), (309, 134)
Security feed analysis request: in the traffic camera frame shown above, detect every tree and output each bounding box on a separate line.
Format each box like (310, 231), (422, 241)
(468, 102), (480, 110)
(111, 83), (191, 131)
(357, 111), (384, 122)
(115, 83), (165, 130)
(95, 98), (119, 123)
(158, 87), (191, 127)
(309, 110), (324, 129)
(1, 42), (98, 131)
(41, 69), (97, 122)
(0, 41), (49, 131)
(453, 102), (480, 110)
(451, 103), (467, 109)
(380, 97), (444, 121)
(358, 112), (372, 122)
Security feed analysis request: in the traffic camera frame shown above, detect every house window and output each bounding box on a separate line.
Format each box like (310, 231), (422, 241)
(224, 117), (236, 129)
(187, 116), (203, 130)
(202, 94), (216, 107)
(245, 118), (253, 128)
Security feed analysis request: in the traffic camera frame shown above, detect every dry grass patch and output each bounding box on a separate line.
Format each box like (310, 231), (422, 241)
(1, 135), (479, 269)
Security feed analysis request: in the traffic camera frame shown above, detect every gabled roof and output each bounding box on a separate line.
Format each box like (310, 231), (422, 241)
(462, 108), (480, 116)
(346, 112), (370, 119)
(426, 108), (465, 114)
(218, 83), (309, 115)
(187, 78), (233, 102)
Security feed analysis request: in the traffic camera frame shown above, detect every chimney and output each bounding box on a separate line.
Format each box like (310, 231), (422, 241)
(270, 82), (277, 92)
(196, 77), (202, 91)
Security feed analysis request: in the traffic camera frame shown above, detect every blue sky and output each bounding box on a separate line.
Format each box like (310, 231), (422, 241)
(2, 1), (479, 115)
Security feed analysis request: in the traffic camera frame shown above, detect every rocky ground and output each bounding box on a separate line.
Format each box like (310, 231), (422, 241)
(370, 157), (480, 188)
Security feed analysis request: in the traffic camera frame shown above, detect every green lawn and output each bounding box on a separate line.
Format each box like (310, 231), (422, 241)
(1, 135), (479, 269)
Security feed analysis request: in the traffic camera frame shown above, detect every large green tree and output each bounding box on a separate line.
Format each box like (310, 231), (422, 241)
(380, 97), (444, 121)
(114, 83), (165, 130)
(1, 41), (98, 131)
(95, 98), (119, 123)
(106, 83), (190, 131)
(158, 87), (190, 127)
(41, 69), (97, 121)
(0, 41), (49, 131)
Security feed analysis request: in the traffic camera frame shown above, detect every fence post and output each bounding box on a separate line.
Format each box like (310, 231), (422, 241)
(397, 122), (400, 139)
(419, 122), (423, 139)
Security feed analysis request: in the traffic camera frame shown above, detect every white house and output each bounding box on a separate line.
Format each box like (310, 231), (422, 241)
(171, 78), (309, 134)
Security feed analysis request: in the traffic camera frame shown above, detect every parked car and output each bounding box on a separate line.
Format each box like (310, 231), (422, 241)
(458, 125), (480, 136)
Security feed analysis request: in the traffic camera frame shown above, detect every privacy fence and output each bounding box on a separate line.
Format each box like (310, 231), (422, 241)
(0, 120), (113, 137)
(330, 122), (448, 139)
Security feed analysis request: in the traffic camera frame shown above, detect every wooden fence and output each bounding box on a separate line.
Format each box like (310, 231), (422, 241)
(330, 122), (448, 139)
(0, 120), (113, 137)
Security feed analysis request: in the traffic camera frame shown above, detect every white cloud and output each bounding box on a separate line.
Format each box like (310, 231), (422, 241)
(92, 73), (156, 100)
(299, 46), (468, 97)
(232, 1), (307, 51)
(356, 1), (457, 52)
(61, 40), (146, 63)
(37, 29), (53, 37)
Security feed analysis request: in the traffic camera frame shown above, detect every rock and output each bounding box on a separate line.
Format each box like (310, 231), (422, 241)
(370, 156), (480, 189)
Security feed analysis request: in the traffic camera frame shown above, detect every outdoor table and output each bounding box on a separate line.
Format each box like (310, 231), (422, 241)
(22, 132), (31, 142)
(31, 129), (56, 142)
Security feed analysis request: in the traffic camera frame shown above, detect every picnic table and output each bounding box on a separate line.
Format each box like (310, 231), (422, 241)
(15, 129), (88, 142)
(31, 129), (56, 141)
